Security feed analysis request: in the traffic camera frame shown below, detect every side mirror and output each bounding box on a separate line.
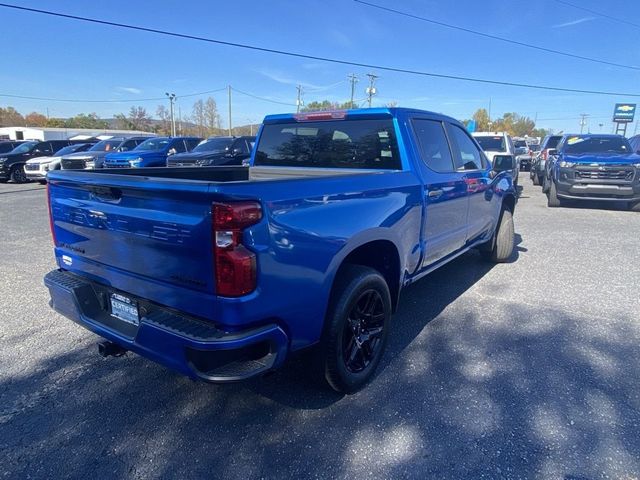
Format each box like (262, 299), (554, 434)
(493, 155), (515, 172)
(167, 148), (177, 156)
(232, 147), (243, 156)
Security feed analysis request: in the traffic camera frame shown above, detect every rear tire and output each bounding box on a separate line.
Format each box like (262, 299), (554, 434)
(480, 208), (515, 263)
(37, 180), (47, 185)
(9, 165), (28, 184)
(322, 265), (391, 394)
(629, 201), (640, 212)
(547, 181), (563, 208)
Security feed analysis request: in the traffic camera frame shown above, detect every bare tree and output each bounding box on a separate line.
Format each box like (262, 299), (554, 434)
(203, 97), (221, 134)
(156, 105), (171, 135)
(192, 100), (205, 137)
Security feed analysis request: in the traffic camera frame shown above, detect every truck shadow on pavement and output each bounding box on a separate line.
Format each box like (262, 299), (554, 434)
(4, 243), (640, 478)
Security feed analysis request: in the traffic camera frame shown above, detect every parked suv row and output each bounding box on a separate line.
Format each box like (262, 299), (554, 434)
(61, 136), (152, 170)
(0, 140), (83, 183)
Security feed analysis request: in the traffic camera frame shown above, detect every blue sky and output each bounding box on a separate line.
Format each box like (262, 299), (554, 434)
(1, 0), (640, 134)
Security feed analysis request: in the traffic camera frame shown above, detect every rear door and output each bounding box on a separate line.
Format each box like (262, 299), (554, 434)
(410, 118), (469, 266)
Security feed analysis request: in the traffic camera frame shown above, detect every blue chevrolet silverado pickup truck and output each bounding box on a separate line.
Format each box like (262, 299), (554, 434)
(542, 134), (640, 210)
(44, 108), (517, 392)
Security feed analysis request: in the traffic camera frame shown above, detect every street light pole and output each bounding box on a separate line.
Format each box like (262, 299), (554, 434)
(165, 92), (176, 136)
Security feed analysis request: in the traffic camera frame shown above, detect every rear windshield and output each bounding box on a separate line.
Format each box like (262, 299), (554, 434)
(514, 140), (527, 148)
(474, 136), (506, 152)
(563, 136), (632, 155)
(254, 119), (401, 169)
(545, 136), (561, 149)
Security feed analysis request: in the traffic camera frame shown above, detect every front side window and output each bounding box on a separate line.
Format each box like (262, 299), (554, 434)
(411, 119), (454, 172)
(451, 125), (484, 170)
(255, 119), (401, 169)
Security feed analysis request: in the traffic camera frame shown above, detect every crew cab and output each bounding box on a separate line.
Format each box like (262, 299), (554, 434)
(104, 136), (201, 168)
(61, 136), (153, 170)
(43, 108), (517, 393)
(167, 136), (255, 167)
(472, 131), (519, 185)
(0, 140), (74, 183)
(24, 142), (96, 183)
(544, 134), (640, 210)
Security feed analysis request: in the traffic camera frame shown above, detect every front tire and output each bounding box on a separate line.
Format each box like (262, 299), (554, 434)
(532, 173), (540, 185)
(547, 181), (563, 208)
(9, 165), (28, 184)
(480, 208), (515, 263)
(629, 201), (640, 212)
(322, 265), (391, 393)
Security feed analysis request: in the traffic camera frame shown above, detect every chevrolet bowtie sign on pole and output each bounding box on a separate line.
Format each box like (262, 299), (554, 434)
(613, 103), (636, 136)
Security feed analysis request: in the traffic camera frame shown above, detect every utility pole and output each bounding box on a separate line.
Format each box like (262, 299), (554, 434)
(348, 74), (358, 109)
(178, 105), (182, 135)
(579, 113), (588, 134)
(228, 85), (232, 136)
(365, 73), (378, 108)
(488, 97), (492, 120)
(165, 93), (176, 136)
(296, 85), (303, 113)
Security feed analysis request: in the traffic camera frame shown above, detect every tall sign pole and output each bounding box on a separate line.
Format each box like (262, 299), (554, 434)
(612, 103), (636, 136)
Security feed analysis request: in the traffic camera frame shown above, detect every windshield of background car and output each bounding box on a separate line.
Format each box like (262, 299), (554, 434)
(255, 119), (401, 169)
(134, 138), (170, 151)
(563, 136), (632, 155)
(89, 140), (122, 152)
(514, 140), (527, 148)
(530, 144), (540, 151)
(54, 145), (83, 156)
(192, 138), (233, 153)
(474, 136), (506, 152)
(9, 141), (37, 154)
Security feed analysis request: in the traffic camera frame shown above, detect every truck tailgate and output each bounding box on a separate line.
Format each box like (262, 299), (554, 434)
(48, 173), (217, 299)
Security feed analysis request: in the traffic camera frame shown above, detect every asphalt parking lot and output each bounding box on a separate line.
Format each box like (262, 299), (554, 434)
(1, 179), (639, 479)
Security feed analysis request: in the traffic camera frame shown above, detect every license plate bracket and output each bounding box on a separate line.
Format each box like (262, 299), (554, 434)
(110, 293), (139, 326)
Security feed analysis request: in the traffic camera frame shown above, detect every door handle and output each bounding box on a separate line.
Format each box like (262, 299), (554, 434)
(428, 189), (443, 198)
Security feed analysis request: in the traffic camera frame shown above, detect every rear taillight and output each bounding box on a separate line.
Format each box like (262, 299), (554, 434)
(542, 150), (548, 161)
(212, 201), (262, 297)
(46, 182), (57, 246)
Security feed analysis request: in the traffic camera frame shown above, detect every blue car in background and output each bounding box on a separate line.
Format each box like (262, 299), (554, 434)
(104, 136), (202, 168)
(543, 134), (640, 210)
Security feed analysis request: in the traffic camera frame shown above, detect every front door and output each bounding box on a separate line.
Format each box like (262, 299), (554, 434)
(446, 123), (497, 243)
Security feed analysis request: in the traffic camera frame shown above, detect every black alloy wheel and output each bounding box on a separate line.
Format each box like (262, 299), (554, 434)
(342, 289), (385, 373)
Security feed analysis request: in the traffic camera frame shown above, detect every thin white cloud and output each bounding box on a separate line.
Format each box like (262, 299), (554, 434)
(552, 17), (595, 28)
(257, 69), (328, 90)
(116, 86), (142, 94)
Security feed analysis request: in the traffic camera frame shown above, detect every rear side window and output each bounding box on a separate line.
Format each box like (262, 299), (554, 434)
(255, 119), (401, 169)
(411, 119), (454, 172)
(449, 125), (484, 170)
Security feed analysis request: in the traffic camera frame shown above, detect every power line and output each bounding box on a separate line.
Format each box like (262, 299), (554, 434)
(553, 0), (640, 30)
(354, 0), (640, 72)
(231, 87), (296, 106)
(1, 2), (640, 98)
